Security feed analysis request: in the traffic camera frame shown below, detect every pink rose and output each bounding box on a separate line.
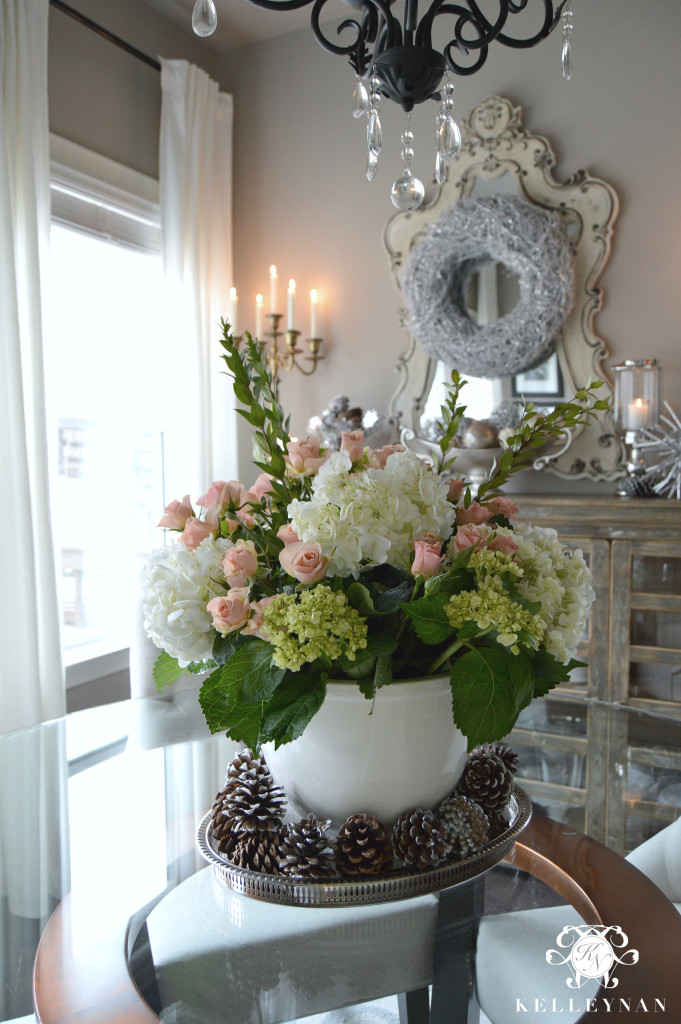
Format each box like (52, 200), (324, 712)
(486, 532), (519, 556)
(180, 516), (217, 550)
(368, 444), (405, 469)
(158, 494), (194, 530)
(449, 523), (488, 555)
(279, 541), (329, 585)
(222, 540), (259, 588)
(250, 473), (275, 500)
(447, 478), (466, 503)
(411, 540), (445, 579)
(484, 496), (519, 520)
(207, 588), (251, 635)
(340, 430), (366, 462)
(242, 595), (279, 640)
(277, 523), (300, 546)
(456, 500), (491, 526)
(284, 438), (329, 476)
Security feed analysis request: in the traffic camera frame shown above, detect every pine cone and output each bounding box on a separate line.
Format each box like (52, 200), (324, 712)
(457, 749), (513, 813)
(279, 815), (336, 880)
(224, 747), (273, 791)
(486, 742), (519, 776)
(438, 795), (490, 857)
(210, 800), (240, 856)
(336, 814), (394, 878)
(217, 749), (287, 835)
(227, 829), (286, 874)
(392, 808), (452, 870)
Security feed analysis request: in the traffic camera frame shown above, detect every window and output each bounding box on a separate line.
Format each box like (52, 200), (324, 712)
(45, 138), (166, 682)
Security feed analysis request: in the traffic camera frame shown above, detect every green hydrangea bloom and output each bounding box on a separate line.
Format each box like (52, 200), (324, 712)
(262, 586), (368, 671)
(445, 548), (545, 655)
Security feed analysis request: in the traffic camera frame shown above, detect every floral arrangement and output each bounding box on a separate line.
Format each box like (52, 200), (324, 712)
(142, 323), (607, 752)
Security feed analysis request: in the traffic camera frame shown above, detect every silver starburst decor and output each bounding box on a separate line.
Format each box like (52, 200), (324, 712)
(639, 401), (681, 499)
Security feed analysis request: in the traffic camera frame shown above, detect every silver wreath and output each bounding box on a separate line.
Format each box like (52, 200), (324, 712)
(401, 194), (575, 379)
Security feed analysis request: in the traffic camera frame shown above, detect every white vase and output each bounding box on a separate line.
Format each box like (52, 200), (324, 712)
(262, 675), (468, 829)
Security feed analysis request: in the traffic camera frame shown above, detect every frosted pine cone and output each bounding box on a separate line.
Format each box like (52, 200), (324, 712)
(438, 795), (490, 857)
(279, 815), (336, 880)
(336, 814), (393, 878)
(457, 749), (513, 813)
(392, 808), (452, 870)
(227, 830), (286, 874)
(486, 743), (519, 776)
(210, 747), (286, 843)
(224, 748), (273, 791)
(219, 755), (286, 835)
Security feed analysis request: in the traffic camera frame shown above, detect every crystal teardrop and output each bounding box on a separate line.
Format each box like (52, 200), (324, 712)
(435, 149), (446, 186)
(439, 115), (462, 161)
(367, 109), (382, 157)
(192, 0), (217, 36)
(367, 149), (378, 181)
(562, 41), (573, 80)
(391, 169), (425, 211)
(353, 78), (369, 118)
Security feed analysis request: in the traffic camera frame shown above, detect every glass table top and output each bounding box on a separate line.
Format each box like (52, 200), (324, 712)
(3, 688), (681, 1023)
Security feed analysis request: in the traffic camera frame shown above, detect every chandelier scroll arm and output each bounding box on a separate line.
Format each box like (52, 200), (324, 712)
(310, 0), (398, 60)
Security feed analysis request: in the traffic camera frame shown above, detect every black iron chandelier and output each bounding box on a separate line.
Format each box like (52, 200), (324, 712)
(192, 0), (574, 209)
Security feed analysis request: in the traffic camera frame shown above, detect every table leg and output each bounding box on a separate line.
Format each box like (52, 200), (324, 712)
(398, 986), (430, 1024)
(429, 879), (484, 1024)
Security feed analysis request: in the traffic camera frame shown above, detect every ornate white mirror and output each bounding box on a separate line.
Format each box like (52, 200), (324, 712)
(384, 95), (622, 482)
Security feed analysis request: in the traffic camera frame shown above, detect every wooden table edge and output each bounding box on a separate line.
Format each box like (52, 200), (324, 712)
(33, 814), (681, 1022)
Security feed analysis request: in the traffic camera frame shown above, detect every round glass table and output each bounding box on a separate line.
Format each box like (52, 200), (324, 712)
(2, 688), (681, 1023)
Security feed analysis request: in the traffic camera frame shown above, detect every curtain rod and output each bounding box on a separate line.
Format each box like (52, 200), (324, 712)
(49, 0), (162, 72)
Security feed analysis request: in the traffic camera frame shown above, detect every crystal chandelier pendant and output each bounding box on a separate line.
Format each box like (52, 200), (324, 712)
(366, 74), (383, 176)
(438, 79), (462, 160)
(353, 76), (369, 118)
(192, 0), (217, 36)
(391, 124), (425, 211)
(562, 6), (574, 80)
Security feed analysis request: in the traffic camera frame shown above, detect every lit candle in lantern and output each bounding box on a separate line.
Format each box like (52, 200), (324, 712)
(229, 286), (238, 334)
(626, 397), (651, 431)
(255, 293), (263, 338)
(269, 265), (278, 314)
(310, 288), (318, 337)
(287, 279), (296, 330)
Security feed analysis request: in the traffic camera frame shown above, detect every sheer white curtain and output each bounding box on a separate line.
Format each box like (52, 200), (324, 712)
(132, 60), (237, 699)
(0, 0), (65, 733)
(159, 59), (236, 499)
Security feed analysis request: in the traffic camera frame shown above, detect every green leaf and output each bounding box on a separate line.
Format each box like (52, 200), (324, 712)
(449, 646), (533, 749)
(216, 638), (286, 703)
(152, 651), (186, 693)
(259, 673), (327, 748)
(336, 647), (375, 679)
(373, 652), (393, 690)
(197, 666), (264, 749)
(359, 676), (376, 700)
(374, 580), (414, 612)
(400, 593), (453, 644)
(212, 630), (247, 666)
(531, 652), (584, 697)
(346, 581), (377, 616)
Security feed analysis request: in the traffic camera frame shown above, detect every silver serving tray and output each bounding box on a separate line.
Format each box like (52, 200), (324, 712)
(196, 786), (532, 907)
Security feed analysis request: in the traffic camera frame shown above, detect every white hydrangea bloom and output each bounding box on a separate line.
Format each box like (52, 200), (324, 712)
(287, 450), (456, 576)
(141, 536), (231, 666)
(512, 522), (595, 663)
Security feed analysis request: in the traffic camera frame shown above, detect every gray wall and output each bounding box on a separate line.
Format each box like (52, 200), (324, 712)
(218, 1), (681, 450)
(49, 1), (681, 491)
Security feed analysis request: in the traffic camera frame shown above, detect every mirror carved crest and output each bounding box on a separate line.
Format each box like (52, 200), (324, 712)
(384, 95), (622, 481)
